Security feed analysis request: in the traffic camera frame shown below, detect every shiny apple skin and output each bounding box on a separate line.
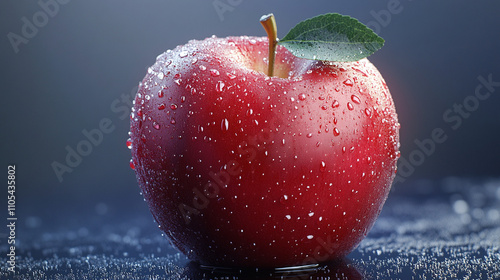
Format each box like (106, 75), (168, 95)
(129, 36), (400, 268)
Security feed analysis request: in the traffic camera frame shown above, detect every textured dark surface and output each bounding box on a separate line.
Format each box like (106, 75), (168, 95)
(1, 178), (499, 279)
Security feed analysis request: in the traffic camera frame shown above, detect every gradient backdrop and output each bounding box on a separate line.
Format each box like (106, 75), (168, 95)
(1, 0), (500, 236)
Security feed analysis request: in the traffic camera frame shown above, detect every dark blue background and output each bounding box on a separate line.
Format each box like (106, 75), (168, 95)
(1, 0), (499, 245)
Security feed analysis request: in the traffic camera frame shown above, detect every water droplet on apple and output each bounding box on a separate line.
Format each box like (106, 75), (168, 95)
(281, 139), (286, 145)
(246, 108), (253, 116)
(343, 79), (353, 86)
(306, 133), (313, 138)
(158, 103), (166, 110)
(351, 95), (361, 104)
(226, 72), (237, 79)
(221, 118), (229, 131)
(321, 105), (328, 110)
(179, 51), (188, 58)
(320, 161), (326, 172)
(307, 235), (314, 240)
(199, 65), (206, 71)
(157, 72), (164, 79)
(126, 138), (132, 149)
(332, 100), (340, 109)
(347, 102), (354, 111)
(216, 81), (225, 92)
(158, 89), (165, 98)
(298, 93), (306, 101)
(129, 159), (135, 170)
(280, 195), (289, 204)
(171, 118), (176, 124)
(191, 58), (198, 64)
(153, 121), (160, 130)
(352, 67), (368, 77)
(285, 214), (291, 220)
(173, 73), (182, 85)
(170, 104), (178, 110)
(364, 108), (372, 117)
(210, 69), (220, 77)
(333, 127), (340, 136)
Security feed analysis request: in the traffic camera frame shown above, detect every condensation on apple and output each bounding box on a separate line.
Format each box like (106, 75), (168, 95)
(128, 35), (400, 268)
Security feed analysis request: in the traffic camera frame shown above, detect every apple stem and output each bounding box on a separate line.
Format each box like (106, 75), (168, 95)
(260, 13), (277, 77)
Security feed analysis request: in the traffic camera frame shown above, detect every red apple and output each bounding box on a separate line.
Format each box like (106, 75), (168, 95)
(129, 23), (399, 268)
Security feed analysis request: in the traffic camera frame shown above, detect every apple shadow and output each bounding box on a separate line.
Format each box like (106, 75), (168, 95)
(181, 258), (364, 280)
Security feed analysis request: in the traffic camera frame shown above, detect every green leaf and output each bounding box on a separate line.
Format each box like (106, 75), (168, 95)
(278, 13), (384, 62)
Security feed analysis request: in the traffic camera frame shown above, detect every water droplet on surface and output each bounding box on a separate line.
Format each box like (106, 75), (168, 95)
(333, 127), (340, 136)
(191, 58), (198, 64)
(306, 133), (313, 138)
(199, 65), (206, 71)
(307, 235), (314, 240)
(221, 118), (229, 131)
(170, 118), (176, 124)
(226, 72), (237, 79)
(347, 102), (354, 110)
(298, 93), (306, 101)
(170, 104), (178, 110)
(321, 105), (328, 110)
(153, 122), (160, 130)
(216, 80), (225, 92)
(158, 103), (166, 110)
(246, 108), (253, 116)
(173, 73), (182, 85)
(158, 90), (165, 98)
(364, 108), (372, 117)
(351, 95), (361, 104)
(210, 69), (220, 77)
(320, 161), (326, 172)
(285, 215), (291, 220)
(179, 51), (188, 58)
(129, 159), (135, 170)
(126, 138), (132, 149)
(343, 79), (353, 86)
(157, 72), (164, 79)
(332, 100), (340, 109)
